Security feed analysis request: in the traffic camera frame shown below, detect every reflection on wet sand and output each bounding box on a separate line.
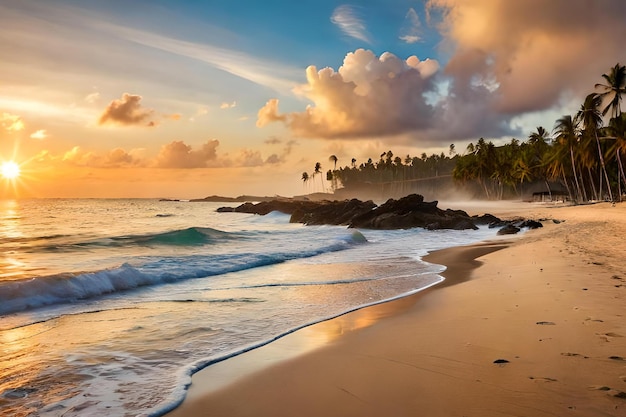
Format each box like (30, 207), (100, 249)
(183, 289), (424, 400)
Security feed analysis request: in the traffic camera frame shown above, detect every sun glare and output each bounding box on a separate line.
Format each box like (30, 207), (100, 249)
(1, 161), (21, 180)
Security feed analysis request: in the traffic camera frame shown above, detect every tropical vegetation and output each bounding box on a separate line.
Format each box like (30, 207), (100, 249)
(301, 63), (626, 203)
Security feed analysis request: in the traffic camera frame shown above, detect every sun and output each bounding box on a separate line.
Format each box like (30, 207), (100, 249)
(1, 161), (21, 180)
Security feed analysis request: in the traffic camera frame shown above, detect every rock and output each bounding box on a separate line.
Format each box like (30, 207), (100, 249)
(291, 199), (376, 226)
(518, 219), (543, 229)
(473, 213), (501, 225)
(497, 224), (521, 235)
(488, 220), (510, 229)
(216, 194), (538, 233)
(348, 194), (478, 230)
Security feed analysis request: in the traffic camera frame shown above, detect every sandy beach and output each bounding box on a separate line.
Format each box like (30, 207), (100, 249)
(166, 202), (626, 417)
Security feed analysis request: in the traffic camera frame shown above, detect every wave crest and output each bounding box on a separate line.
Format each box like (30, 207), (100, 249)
(0, 229), (367, 315)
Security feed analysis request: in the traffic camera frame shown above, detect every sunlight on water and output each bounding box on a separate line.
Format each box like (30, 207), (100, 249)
(0, 200), (22, 240)
(0, 199), (497, 416)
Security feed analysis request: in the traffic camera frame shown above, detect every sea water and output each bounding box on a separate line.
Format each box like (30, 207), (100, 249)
(0, 199), (497, 416)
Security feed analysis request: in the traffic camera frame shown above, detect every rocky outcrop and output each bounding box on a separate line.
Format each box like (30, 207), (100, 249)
(290, 199), (377, 225)
(217, 194), (545, 232)
(347, 194), (478, 230)
(496, 224), (521, 235)
(218, 199), (377, 225)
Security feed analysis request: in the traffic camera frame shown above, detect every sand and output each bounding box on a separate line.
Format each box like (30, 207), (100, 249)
(166, 202), (626, 417)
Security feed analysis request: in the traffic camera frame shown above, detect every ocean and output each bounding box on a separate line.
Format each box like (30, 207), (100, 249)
(0, 198), (497, 416)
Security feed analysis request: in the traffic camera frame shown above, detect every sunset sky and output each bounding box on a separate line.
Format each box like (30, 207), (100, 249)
(1, 0), (625, 199)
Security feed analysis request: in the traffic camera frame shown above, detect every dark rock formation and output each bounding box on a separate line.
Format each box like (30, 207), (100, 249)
(515, 219), (543, 229)
(497, 224), (521, 235)
(217, 194), (545, 232)
(217, 198), (376, 226)
(347, 194), (478, 230)
(291, 199), (377, 225)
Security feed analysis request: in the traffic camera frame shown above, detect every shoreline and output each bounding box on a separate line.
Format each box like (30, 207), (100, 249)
(165, 241), (509, 416)
(166, 202), (626, 417)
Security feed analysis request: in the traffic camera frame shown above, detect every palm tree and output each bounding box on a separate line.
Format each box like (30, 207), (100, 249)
(314, 162), (323, 191)
(328, 155), (338, 170)
(606, 114), (626, 200)
(301, 172), (309, 190)
(595, 63), (626, 118)
(351, 158), (357, 168)
(544, 141), (574, 201)
(576, 93), (612, 201)
(528, 126), (550, 145)
(554, 115), (583, 202)
(526, 126), (552, 196)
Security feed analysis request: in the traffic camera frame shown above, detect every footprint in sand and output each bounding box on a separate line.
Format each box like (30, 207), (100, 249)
(600, 332), (623, 338)
(589, 386), (626, 399)
(529, 376), (558, 382)
(561, 352), (589, 359)
(584, 318), (604, 323)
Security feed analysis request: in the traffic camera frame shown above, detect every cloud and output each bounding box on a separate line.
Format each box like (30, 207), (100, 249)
(189, 107), (209, 122)
(1, 112), (24, 131)
(98, 93), (156, 126)
(256, 98), (286, 127)
(85, 92), (100, 104)
(236, 149), (264, 167)
(426, 0), (626, 114)
(220, 101), (237, 109)
(265, 154), (281, 164)
(257, 49), (470, 141)
(331, 5), (371, 44)
(111, 25), (301, 94)
(105, 148), (138, 166)
(261, 137), (296, 164)
(155, 139), (222, 168)
(60, 146), (144, 167)
(264, 136), (282, 145)
(62, 146), (99, 166)
(399, 8), (422, 44)
(30, 129), (47, 139)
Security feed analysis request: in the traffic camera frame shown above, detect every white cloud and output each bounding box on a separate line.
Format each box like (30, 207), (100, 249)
(399, 35), (420, 44)
(257, 49), (466, 141)
(330, 5), (371, 44)
(85, 92), (100, 104)
(0, 112), (25, 131)
(30, 129), (48, 139)
(108, 25), (301, 94)
(220, 101), (237, 109)
(399, 8), (422, 44)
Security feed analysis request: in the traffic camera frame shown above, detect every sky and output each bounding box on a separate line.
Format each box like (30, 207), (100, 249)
(1, 0), (625, 199)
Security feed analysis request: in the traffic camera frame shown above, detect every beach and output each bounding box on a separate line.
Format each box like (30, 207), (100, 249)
(167, 202), (626, 417)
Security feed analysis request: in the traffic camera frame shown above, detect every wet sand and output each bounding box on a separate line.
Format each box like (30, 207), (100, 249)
(166, 202), (626, 417)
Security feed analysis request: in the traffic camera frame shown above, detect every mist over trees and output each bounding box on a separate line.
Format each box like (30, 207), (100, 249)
(302, 63), (626, 203)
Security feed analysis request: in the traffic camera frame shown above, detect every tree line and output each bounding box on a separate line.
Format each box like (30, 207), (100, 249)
(302, 63), (626, 202)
